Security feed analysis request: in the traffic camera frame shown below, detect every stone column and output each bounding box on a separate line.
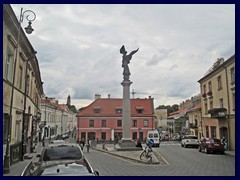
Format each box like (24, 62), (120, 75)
(121, 80), (132, 140)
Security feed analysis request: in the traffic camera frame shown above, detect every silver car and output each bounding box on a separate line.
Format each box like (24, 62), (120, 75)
(21, 143), (99, 176)
(181, 135), (199, 148)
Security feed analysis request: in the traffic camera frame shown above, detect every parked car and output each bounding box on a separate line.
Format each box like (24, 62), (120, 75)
(199, 138), (225, 154)
(181, 135), (199, 148)
(21, 143), (99, 176)
(21, 159), (99, 176)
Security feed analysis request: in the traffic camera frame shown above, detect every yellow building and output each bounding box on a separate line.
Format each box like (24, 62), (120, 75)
(3, 4), (44, 166)
(198, 55), (235, 150)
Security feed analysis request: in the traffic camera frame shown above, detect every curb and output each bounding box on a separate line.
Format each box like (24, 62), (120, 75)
(92, 147), (160, 165)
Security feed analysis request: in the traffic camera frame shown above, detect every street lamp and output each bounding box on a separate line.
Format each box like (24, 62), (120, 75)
(3, 7), (36, 174)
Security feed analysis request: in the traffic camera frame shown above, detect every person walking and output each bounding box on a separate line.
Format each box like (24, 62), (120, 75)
(86, 140), (90, 153)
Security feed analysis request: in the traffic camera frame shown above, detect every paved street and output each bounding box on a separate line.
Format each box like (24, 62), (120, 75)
(4, 140), (235, 176)
(84, 141), (235, 176)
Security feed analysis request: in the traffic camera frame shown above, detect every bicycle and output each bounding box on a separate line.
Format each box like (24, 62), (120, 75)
(139, 145), (153, 162)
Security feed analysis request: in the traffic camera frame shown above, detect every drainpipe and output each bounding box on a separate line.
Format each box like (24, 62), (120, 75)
(224, 67), (231, 150)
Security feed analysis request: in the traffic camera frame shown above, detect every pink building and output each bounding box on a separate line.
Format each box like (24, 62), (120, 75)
(76, 96), (155, 142)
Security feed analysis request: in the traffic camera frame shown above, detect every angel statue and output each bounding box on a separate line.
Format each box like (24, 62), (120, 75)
(120, 45), (139, 81)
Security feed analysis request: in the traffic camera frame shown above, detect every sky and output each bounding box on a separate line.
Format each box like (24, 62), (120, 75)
(11, 4), (235, 109)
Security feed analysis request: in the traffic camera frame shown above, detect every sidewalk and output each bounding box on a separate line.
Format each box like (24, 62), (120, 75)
(3, 142), (44, 176)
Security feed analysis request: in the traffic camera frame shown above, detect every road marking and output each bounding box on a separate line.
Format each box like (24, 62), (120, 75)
(154, 150), (169, 165)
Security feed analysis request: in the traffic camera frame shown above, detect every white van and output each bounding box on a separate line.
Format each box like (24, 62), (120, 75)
(147, 130), (160, 147)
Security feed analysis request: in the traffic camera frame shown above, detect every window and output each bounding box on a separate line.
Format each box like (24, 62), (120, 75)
(217, 76), (222, 90)
(208, 81), (212, 92)
(210, 101), (213, 109)
(132, 132), (137, 140)
(232, 93), (235, 111)
(89, 120), (94, 127)
(5, 51), (14, 82)
(206, 126), (209, 138)
(203, 84), (206, 93)
(101, 120), (106, 127)
(117, 120), (122, 127)
(136, 106), (144, 114)
(211, 126), (216, 138)
(93, 108), (101, 114)
(18, 66), (23, 90)
(204, 103), (208, 115)
(132, 120), (137, 127)
(101, 132), (106, 140)
(115, 109), (122, 114)
(144, 119), (148, 127)
(230, 67), (235, 84)
(219, 98), (224, 108)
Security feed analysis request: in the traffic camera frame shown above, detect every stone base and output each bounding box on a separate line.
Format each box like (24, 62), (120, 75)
(114, 139), (142, 151)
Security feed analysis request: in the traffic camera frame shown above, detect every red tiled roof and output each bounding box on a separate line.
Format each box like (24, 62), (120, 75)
(167, 108), (186, 119)
(77, 98), (154, 117)
(187, 104), (202, 112)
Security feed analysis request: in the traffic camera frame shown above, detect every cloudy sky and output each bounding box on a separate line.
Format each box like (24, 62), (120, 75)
(11, 4), (235, 109)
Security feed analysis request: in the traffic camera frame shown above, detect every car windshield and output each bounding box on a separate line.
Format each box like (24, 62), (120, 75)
(43, 146), (82, 161)
(154, 133), (159, 138)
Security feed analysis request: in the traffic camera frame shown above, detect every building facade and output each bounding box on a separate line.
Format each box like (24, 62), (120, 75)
(3, 4), (44, 165)
(198, 55), (235, 150)
(40, 97), (77, 140)
(76, 95), (155, 142)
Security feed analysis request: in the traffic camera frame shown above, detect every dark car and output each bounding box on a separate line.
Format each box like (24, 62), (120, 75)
(37, 143), (83, 162)
(199, 138), (225, 154)
(21, 143), (99, 176)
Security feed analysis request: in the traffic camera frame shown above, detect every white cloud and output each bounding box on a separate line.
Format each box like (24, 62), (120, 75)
(11, 4), (235, 108)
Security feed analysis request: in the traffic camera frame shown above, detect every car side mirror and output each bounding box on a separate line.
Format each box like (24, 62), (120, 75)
(94, 171), (100, 176)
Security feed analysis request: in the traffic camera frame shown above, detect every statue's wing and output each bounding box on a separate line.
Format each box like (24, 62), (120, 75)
(129, 48), (139, 56)
(128, 48), (139, 60)
(120, 45), (126, 54)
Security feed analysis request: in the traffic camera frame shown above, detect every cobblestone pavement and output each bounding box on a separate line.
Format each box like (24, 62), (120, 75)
(92, 143), (168, 165)
(3, 140), (235, 176)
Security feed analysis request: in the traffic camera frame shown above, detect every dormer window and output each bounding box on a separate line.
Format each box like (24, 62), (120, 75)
(136, 106), (144, 114)
(93, 106), (101, 114)
(115, 106), (123, 114)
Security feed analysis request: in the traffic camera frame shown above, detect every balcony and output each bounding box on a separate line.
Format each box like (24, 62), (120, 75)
(202, 93), (206, 98)
(207, 91), (212, 97)
(208, 108), (227, 118)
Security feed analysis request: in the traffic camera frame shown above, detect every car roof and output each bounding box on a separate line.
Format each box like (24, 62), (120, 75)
(47, 143), (79, 148)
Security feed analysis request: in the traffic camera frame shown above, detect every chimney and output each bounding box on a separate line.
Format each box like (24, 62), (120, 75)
(95, 94), (101, 100)
(108, 94), (111, 99)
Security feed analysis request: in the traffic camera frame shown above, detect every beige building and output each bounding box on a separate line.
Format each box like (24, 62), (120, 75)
(186, 104), (202, 139)
(40, 96), (77, 140)
(198, 55), (235, 150)
(154, 109), (168, 130)
(3, 4), (44, 165)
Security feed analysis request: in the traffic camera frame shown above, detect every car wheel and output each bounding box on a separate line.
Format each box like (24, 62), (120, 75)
(204, 147), (208, 154)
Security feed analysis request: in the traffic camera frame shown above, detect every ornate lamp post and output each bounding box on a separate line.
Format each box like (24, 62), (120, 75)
(3, 7), (36, 174)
